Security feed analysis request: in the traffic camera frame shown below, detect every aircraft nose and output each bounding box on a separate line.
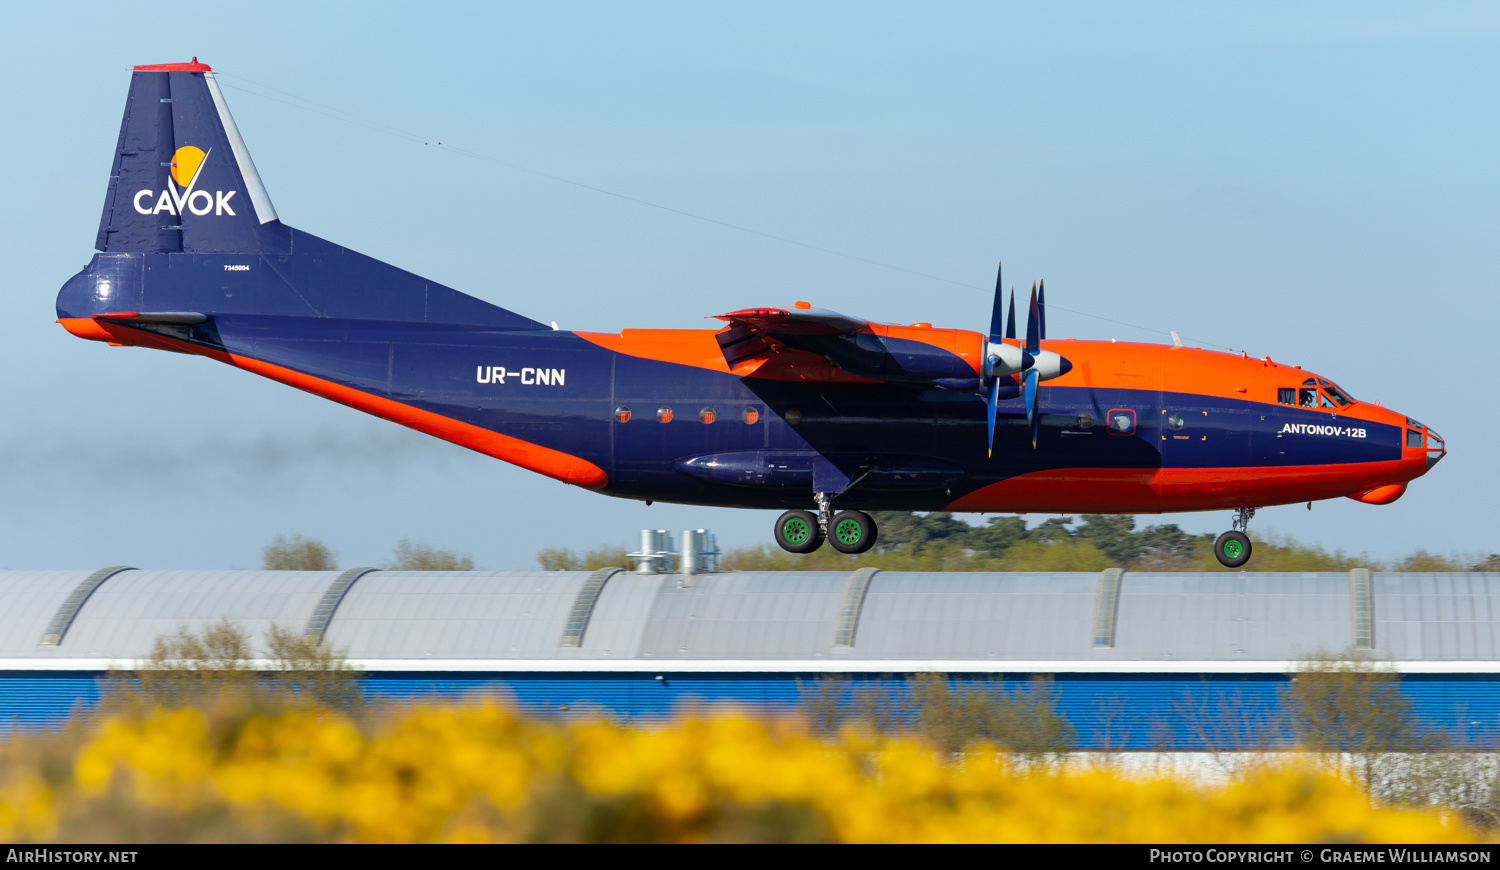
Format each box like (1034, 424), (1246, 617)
(1426, 429), (1447, 470)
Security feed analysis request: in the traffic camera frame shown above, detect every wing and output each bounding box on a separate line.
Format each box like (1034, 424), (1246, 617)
(713, 305), (982, 390)
(713, 306), (868, 366)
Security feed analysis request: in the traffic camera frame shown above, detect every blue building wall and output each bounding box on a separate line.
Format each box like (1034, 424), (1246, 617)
(5, 671), (1499, 749)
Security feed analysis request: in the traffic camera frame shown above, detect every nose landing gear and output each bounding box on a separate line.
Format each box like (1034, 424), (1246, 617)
(1214, 507), (1257, 568)
(773, 494), (879, 555)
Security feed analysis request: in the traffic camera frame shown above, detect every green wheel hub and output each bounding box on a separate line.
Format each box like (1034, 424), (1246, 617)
(782, 517), (812, 545)
(834, 518), (864, 546)
(1223, 539), (1243, 559)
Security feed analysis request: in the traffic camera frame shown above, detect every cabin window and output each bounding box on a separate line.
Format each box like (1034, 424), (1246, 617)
(1324, 384), (1353, 406)
(1406, 429), (1423, 448)
(614, 406), (631, 423)
(1107, 408), (1136, 435)
(656, 407), (673, 423)
(784, 408), (803, 426)
(1167, 413), (1184, 430)
(699, 407), (717, 424)
(1077, 412), (1095, 429)
(1278, 388), (1296, 405)
(742, 406), (760, 425)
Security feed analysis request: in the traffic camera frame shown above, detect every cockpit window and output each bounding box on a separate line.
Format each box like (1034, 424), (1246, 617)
(1319, 391), (1338, 409)
(1406, 417), (1424, 429)
(1302, 378), (1318, 386)
(1323, 385), (1351, 407)
(1299, 388), (1318, 408)
(1278, 387), (1296, 405)
(1407, 429), (1424, 448)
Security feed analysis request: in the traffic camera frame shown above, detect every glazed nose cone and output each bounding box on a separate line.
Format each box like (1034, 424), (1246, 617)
(1427, 431), (1447, 471)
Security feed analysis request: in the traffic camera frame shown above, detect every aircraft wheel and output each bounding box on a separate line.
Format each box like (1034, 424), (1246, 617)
(775, 509), (824, 554)
(1214, 531), (1252, 568)
(829, 510), (877, 554)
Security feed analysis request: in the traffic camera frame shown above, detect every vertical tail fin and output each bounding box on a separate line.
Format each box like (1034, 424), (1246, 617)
(68, 60), (546, 331)
(96, 59), (284, 254)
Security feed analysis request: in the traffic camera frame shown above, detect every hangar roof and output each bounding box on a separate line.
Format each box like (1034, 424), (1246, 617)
(0, 567), (1496, 672)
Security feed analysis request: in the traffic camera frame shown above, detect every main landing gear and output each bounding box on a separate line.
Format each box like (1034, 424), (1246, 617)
(774, 494), (878, 555)
(1214, 507), (1257, 568)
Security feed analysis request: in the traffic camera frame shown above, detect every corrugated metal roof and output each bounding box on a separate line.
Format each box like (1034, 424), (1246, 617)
(1, 568), (1498, 667)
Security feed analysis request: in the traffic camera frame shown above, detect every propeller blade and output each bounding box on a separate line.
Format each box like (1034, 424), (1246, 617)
(986, 376), (1000, 458)
(1038, 279), (1047, 341)
(1025, 284), (1041, 355)
(987, 262), (1005, 343)
(1006, 288), (1016, 340)
(1024, 368), (1040, 449)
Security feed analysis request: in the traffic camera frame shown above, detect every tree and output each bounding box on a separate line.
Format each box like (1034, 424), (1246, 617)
(1073, 515), (1138, 562)
(110, 620), (362, 710)
(907, 674), (1076, 767)
(869, 511), (972, 551)
(967, 516), (1029, 557)
(537, 546), (629, 571)
(390, 539), (474, 571)
(1285, 652), (1440, 791)
(262, 534), (337, 571)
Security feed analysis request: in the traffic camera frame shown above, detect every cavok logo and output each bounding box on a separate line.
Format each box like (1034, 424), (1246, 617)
(132, 145), (237, 217)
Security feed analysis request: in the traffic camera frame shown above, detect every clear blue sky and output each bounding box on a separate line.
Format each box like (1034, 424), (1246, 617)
(0, 2), (1494, 569)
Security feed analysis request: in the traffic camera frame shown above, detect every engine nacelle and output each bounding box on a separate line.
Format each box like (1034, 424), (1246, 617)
(984, 341), (1033, 377)
(1030, 349), (1073, 381)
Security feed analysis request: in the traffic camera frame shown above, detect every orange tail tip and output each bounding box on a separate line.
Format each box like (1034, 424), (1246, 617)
(1348, 483), (1406, 505)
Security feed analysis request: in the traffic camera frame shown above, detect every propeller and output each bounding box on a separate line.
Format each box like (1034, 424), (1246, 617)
(1038, 279), (1047, 342)
(982, 269), (1073, 454)
(1006, 288), (1016, 340)
(985, 264), (1031, 457)
(1025, 284), (1042, 448)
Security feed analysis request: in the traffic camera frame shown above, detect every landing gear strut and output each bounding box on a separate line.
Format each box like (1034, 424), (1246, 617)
(774, 495), (879, 555)
(1214, 507), (1256, 568)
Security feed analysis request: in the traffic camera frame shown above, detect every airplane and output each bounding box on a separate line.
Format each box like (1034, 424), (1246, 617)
(57, 60), (1447, 568)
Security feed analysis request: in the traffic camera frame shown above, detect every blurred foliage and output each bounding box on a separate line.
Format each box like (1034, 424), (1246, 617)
(1285, 654), (1442, 789)
(0, 628), (1491, 843)
(261, 534), (336, 571)
(799, 674), (1076, 768)
(1170, 651), (1500, 831)
(390, 539), (474, 571)
(537, 546), (631, 572)
(104, 621), (362, 713)
(0, 695), (1475, 843)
